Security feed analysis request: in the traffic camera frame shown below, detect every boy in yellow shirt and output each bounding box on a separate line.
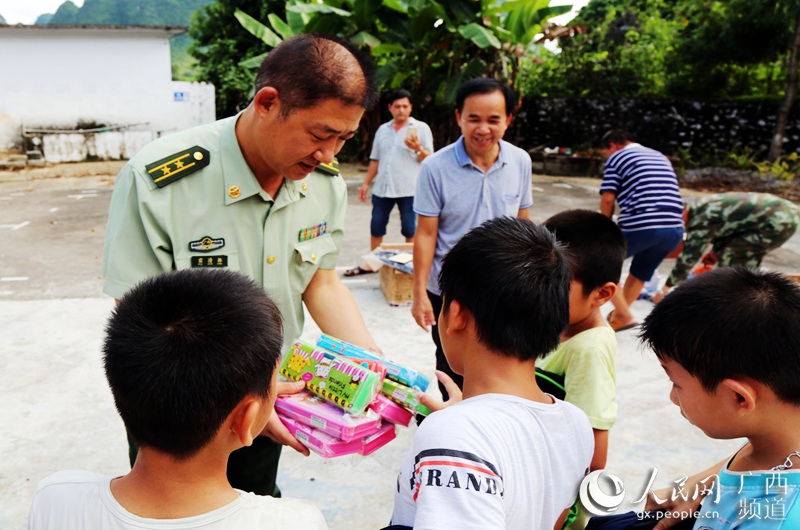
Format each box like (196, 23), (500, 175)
(539, 209), (626, 471)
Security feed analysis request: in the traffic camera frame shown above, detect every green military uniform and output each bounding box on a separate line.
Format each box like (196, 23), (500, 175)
(666, 192), (799, 287)
(102, 114), (348, 496)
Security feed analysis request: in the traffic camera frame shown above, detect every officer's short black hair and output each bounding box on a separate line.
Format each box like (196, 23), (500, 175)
(255, 33), (378, 116)
(104, 269), (283, 460)
(438, 217), (570, 361)
(386, 89), (412, 106)
(455, 78), (516, 117)
(601, 129), (630, 148)
(640, 267), (800, 405)
(544, 209), (626, 295)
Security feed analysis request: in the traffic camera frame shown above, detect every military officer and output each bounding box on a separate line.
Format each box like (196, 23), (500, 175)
(102, 34), (379, 496)
(658, 192), (799, 297)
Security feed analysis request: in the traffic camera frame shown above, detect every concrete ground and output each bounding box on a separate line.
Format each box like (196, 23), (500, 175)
(2, 162), (799, 528)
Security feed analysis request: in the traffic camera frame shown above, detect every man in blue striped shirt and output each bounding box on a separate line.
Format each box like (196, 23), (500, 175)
(599, 130), (684, 331)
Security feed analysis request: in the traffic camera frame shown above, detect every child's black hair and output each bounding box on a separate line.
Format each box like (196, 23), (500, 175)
(640, 267), (800, 405)
(104, 269), (283, 459)
(438, 216), (570, 361)
(544, 209), (626, 295)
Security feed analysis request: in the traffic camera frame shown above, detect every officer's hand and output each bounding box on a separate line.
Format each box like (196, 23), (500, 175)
(359, 182), (370, 203)
(259, 381), (311, 456)
(417, 370), (462, 413)
(411, 294), (436, 331)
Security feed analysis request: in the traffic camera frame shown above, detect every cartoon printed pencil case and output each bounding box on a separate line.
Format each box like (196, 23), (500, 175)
(275, 391), (382, 442)
(382, 378), (431, 417)
(278, 415), (361, 458)
(279, 341), (380, 415)
(316, 334), (430, 391)
(368, 394), (414, 427)
(360, 423), (397, 456)
(344, 357), (387, 386)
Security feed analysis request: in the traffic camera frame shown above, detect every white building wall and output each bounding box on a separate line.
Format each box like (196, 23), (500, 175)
(0, 25), (215, 161)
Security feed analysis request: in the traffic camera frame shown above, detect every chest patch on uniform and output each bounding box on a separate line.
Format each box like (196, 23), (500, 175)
(316, 160), (340, 176)
(191, 255), (228, 268)
(145, 146), (210, 188)
(189, 236), (225, 252)
(298, 222), (327, 242)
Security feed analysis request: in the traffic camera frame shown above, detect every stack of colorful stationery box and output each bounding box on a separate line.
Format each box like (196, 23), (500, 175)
(276, 335), (431, 458)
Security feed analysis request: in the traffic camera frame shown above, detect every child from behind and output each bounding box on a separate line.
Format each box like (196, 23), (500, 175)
(639, 267), (800, 528)
(391, 216), (594, 530)
(540, 209), (626, 471)
(28, 269), (327, 529)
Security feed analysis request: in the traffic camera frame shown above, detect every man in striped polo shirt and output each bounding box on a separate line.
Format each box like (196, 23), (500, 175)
(599, 130), (684, 331)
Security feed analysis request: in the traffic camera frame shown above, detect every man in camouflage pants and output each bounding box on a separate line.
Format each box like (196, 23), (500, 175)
(661, 192), (799, 295)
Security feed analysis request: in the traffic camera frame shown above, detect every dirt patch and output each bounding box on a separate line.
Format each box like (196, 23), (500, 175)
(680, 167), (800, 201)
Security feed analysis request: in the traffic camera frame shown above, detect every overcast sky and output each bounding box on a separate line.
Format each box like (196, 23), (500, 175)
(0, 0), (84, 24)
(550, 0), (589, 26)
(0, 0), (587, 26)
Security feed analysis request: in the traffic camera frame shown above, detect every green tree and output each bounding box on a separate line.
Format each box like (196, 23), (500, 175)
(189, 1), (288, 118)
(225, 0), (570, 152)
(529, 0), (800, 160)
(665, 0), (800, 159)
(524, 0), (683, 98)
(665, 0), (796, 100)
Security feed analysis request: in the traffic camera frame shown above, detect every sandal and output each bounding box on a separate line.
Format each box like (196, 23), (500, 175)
(343, 266), (375, 277)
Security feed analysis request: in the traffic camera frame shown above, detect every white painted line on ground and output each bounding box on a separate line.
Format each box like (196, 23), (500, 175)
(10, 192), (26, 197)
(1, 277), (28, 282)
(552, 183), (573, 189)
(532, 186), (545, 192)
(0, 221), (30, 231)
(50, 207), (59, 212)
(341, 279), (368, 285)
(67, 193), (99, 200)
(0, 290), (13, 295)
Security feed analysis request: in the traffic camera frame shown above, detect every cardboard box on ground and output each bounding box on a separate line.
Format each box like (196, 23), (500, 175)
(364, 242), (414, 307)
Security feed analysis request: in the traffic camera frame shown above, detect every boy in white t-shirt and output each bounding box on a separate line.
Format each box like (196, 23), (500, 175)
(28, 269), (327, 529)
(391, 217), (594, 530)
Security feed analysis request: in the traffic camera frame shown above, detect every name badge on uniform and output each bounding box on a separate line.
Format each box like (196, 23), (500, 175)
(298, 222), (328, 242)
(191, 256), (228, 268)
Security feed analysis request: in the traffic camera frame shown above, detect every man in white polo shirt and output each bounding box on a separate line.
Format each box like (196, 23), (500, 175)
(346, 90), (433, 276)
(411, 78), (533, 399)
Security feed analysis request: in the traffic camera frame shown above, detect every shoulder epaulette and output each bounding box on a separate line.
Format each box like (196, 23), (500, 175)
(316, 159), (340, 176)
(145, 146), (210, 188)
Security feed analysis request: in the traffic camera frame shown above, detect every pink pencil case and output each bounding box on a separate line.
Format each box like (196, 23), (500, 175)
(275, 391), (382, 442)
(368, 394), (414, 427)
(279, 415), (362, 458)
(360, 423), (397, 456)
